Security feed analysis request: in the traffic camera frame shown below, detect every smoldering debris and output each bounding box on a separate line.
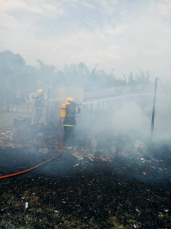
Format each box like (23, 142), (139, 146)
(0, 128), (171, 228)
(0, 125), (171, 181)
(0, 143), (171, 228)
(0, 126), (171, 228)
(0, 123), (60, 149)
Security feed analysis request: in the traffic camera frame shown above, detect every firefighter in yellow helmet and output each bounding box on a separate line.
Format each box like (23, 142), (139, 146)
(33, 89), (45, 124)
(63, 97), (81, 149)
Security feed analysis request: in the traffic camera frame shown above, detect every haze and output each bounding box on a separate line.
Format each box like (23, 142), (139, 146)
(0, 0), (171, 80)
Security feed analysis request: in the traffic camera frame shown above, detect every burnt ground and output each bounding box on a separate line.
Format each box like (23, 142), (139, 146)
(0, 126), (171, 229)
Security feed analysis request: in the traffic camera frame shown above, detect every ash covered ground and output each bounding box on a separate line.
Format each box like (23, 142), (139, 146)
(0, 124), (171, 229)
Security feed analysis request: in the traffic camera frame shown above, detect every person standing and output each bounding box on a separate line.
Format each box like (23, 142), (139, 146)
(33, 89), (44, 124)
(63, 97), (81, 149)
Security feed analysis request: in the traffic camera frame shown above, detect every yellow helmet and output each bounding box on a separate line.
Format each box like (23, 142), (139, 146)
(37, 89), (43, 94)
(66, 97), (73, 104)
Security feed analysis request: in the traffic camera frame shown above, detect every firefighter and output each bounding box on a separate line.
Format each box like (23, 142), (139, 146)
(33, 89), (44, 124)
(62, 97), (81, 149)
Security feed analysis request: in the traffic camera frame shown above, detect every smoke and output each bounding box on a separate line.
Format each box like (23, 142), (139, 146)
(108, 101), (150, 137)
(1, 0), (171, 81)
(74, 90), (171, 184)
(154, 93), (171, 141)
(78, 90), (171, 145)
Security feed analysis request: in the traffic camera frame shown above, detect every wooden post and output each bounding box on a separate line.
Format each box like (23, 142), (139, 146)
(11, 98), (13, 112)
(103, 101), (106, 121)
(90, 101), (93, 121)
(151, 78), (158, 140)
(92, 136), (97, 153)
(46, 86), (50, 123)
(96, 102), (100, 121)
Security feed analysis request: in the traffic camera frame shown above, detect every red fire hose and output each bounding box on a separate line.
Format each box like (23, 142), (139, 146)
(0, 118), (63, 179)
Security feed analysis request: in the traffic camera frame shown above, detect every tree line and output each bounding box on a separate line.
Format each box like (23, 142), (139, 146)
(0, 50), (151, 107)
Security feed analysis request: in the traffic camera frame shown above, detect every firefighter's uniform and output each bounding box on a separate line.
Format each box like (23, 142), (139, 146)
(34, 89), (44, 124)
(62, 97), (81, 149)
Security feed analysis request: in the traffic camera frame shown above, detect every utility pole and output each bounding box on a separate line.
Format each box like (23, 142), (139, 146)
(46, 86), (50, 124)
(151, 78), (158, 140)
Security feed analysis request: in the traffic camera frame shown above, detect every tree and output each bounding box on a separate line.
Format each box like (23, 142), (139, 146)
(37, 59), (56, 86)
(0, 50), (153, 111)
(0, 50), (37, 110)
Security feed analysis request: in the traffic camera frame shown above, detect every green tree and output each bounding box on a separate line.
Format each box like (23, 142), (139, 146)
(0, 50), (37, 110)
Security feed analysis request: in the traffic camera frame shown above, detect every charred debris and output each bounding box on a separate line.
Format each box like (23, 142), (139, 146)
(0, 119), (171, 228)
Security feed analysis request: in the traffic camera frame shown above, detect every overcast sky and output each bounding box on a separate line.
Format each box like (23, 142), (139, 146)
(0, 0), (171, 80)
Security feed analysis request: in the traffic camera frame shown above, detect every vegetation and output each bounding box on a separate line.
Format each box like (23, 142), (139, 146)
(0, 50), (152, 107)
(0, 50), (37, 110)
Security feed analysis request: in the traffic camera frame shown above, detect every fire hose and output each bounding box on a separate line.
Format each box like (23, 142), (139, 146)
(0, 118), (63, 179)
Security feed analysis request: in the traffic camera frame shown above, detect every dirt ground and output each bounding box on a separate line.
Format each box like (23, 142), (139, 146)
(0, 126), (171, 229)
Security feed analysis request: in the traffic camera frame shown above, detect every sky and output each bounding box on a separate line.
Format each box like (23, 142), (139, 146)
(0, 0), (171, 80)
